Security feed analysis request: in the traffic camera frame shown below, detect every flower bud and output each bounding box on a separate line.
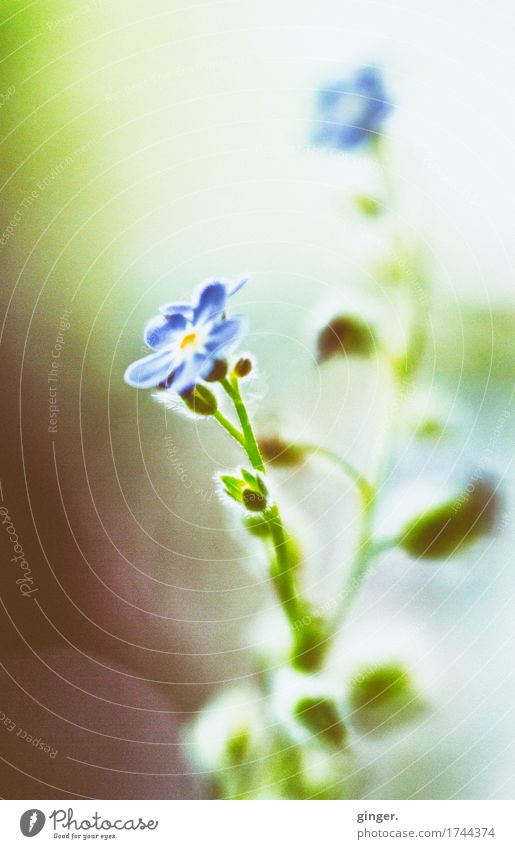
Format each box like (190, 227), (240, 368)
(242, 488), (267, 512)
(399, 476), (500, 560)
(204, 359), (228, 383)
(293, 696), (347, 747)
(220, 469), (268, 513)
(180, 384), (218, 416)
(291, 604), (328, 672)
(258, 435), (304, 467)
(317, 314), (375, 362)
(224, 726), (251, 766)
(354, 194), (382, 217)
(349, 664), (424, 735)
(232, 356), (253, 378)
(189, 684), (263, 774)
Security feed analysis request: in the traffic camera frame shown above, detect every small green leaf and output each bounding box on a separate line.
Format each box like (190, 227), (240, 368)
(220, 475), (244, 502)
(241, 468), (258, 488)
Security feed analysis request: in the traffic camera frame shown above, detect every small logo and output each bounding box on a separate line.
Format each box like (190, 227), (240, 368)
(20, 810), (46, 837)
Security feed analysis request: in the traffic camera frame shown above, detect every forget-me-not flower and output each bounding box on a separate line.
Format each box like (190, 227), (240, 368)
(313, 66), (393, 151)
(124, 278), (248, 393)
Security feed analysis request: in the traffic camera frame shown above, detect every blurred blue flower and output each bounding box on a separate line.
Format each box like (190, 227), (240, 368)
(313, 66), (393, 151)
(124, 278), (248, 392)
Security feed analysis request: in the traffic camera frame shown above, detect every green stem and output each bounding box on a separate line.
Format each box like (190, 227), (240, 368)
(265, 503), (301, 625)
(294, 442), (372, 503)
(221, 377), (266, 473)
(331, 491), (376, 631)
(372, 137), (429, 380)
(221, 376), (324, 669)
(370, 535), (399, 557)
(213, 409), (245, 446)
(330, 363), (400, 633)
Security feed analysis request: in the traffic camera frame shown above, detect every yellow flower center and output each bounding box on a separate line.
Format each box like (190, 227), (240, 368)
(180, 332), (197, 350)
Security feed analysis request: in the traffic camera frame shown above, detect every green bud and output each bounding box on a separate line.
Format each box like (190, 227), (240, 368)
(232, 356), (253, 378)
(291, 605), (328, 672)
(317, 315), (376, 363)
(349, 664), (424, 735)
(414, 417), (446, 441)
(220, 469), (268, 513)
(224, 726), (251, 765)
(204, 359), (228, 383)
(400, 476), (500, 560)
(180, 384), (218, 416)
(258, 435), (305, 467)
(242, 488), (267, 512)
(294, 696), (347, 747)
(243, 515), (271, 537)
(354, 193), (382, 217)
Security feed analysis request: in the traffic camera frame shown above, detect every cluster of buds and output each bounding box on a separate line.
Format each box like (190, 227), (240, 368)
(220, 468), (268, 513)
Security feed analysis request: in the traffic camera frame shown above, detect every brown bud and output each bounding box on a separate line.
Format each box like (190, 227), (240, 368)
(242, 488), (267, 513)
(400, 475), (501, 560)
(317, 315), (375, 362)
(180, 385), (218, 416)
(204, 359), (228, 382)
(232, 357), (253, 378)
(258, 435), (304, 467)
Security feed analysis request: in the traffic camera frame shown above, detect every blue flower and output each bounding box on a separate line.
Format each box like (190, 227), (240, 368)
(313, 66), (393, 151)
(124, 278), (248, 393)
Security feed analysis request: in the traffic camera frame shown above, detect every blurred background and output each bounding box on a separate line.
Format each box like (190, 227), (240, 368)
(0, 0), (514, 799)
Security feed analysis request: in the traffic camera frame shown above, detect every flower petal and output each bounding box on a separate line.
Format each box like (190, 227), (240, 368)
(193, 282), (227, 324)
(205, 316), (248, 356)
(226, 277), (249, 297)
(159, 301), (193, 318)
(143, 313), (187, 350)
(124, 348), (176, 389)
(168, 354), (214, 394)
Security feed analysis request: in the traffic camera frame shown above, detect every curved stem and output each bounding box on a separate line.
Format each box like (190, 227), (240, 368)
(331, 491), (376, 631)
(213, 409), (245, 446)
(372, 137), (430, 380)
(329, 362), (399, 633)
(294, 442), (372, 503)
